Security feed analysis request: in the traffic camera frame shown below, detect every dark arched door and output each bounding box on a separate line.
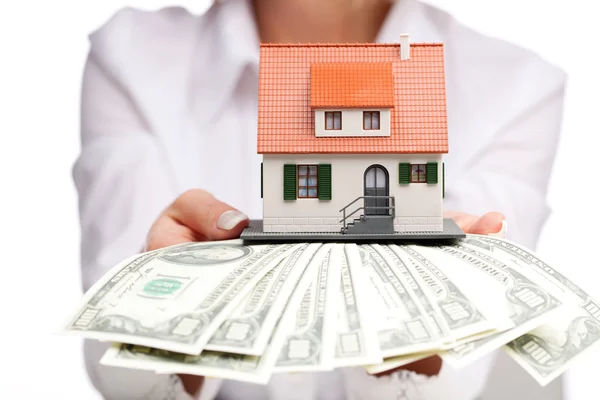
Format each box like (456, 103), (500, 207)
(364, 165), (389, 215)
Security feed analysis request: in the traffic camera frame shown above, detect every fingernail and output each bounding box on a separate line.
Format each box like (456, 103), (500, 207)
(488, 220), (507, 238)
(217, 210), (248, 230)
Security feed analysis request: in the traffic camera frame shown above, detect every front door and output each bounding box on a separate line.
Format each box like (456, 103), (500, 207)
(364, 165), (389, 215)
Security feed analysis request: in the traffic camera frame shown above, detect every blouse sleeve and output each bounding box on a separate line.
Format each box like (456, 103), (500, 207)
(73, 15), (223, 399)
(443, 85), (566, 249)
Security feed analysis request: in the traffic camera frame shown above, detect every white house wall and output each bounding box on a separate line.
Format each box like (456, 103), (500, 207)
(314, 109), (390, 137)
(262, 154), (444, 233)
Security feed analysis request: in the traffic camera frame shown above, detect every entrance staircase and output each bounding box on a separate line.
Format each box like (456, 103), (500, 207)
(339, 196), (395, 234)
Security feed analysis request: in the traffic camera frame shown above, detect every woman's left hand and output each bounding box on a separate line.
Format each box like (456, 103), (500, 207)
(444, 210), (506, 237)
(374, 210), (506, 378)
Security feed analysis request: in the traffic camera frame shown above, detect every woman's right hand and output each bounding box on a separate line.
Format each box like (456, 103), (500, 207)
(144, 188), (250, 395)
(145, 188), (249, 250)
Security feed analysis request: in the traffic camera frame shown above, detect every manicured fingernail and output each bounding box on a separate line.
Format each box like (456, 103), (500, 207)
(488, 220), (507, 238)
(217, 210), (248, 230)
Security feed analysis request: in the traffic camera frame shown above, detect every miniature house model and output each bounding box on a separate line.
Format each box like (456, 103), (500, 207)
(248, 35), (460, 239)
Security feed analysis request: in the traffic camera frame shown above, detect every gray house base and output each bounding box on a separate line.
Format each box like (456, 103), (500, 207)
(240, 218), (465, 243)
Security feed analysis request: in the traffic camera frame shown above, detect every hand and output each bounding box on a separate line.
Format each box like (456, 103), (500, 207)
(145, 188), (249, 251)
(144, 189), (250, 396)
(374, 210), (506, 378)
(445, 210), (506, 237)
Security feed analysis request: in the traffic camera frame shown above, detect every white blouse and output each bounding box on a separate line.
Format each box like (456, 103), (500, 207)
(72, 0), (567, 399)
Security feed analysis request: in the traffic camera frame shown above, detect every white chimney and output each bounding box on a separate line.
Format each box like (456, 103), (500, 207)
(400, 33), (410, 60)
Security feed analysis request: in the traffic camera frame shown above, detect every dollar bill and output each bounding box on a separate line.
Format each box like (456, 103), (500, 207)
(356, 244), (443, 358)
(390, 244), (509, 345)
(101, 342), (274, 384)
(62, 239), (301, 354)
(365, 351), (437, 375)
(458, 235), (600, 386)
(204, 243), (323, 356)
(333, 244), (382, 367)
(415, 242), (563, 367)
(99, 259), (312, 386)
(370, 244), (451, 345)
(274, 243), (341, 372)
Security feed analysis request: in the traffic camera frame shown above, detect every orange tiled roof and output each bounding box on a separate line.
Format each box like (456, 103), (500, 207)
(257, 43), (448, 154)
(310, 62), (395, 108)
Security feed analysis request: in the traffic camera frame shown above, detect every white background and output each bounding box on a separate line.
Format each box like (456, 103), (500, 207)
(0, 1), (598, 398)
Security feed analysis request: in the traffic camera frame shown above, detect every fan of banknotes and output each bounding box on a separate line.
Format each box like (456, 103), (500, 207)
(61, 235), (600, 387)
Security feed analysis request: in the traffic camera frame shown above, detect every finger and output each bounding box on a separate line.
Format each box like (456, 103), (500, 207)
(467, 211), (505, 235)
(444, 211), (479, 232)
(145, 213), (209, 251)
(167, 189), (249, 241)
(445, 211), (505, 235)
(373, 356), (443, 378)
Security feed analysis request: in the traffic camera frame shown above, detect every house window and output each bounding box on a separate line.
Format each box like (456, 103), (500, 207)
(363, 111), (380, 130)
(411, 164), (427, 182)
(298, 165), (318, 198)
(325, 112), (342, 130)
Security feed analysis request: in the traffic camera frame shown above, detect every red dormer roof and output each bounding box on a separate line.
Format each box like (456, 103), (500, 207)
(310, 62), (395, 108)
(257, 43), (448, 154)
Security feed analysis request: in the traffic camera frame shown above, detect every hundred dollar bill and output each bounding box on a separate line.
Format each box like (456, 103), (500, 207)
(370, 244), (451, 345)
(106, 243), (329, 383)
(204, 243), (323, 356)
(458, 235), (600, 386)
(100, 262), (311, 386)
(333, 244), (382, 367)
(415, 242), (563, 367)
(62, 239), (301, 354)
(274, 243), (341, 372)
(356, 244), (443, 358)
(390, 244), (510, 345)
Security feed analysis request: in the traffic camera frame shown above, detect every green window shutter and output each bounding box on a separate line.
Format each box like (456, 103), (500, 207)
(426, 162), (438, 184)
(318, 164), (332, 200)
(283, 164), (297, 200)
(399, 163), (410, 184)
(261, 162), (263, 198)
(442, 163), (445, 198)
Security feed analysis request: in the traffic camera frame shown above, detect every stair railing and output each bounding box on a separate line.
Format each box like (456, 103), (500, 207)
(339, 196), (395, 232)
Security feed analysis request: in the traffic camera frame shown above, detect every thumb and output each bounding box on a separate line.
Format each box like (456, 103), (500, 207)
(168, 189), (250, 241)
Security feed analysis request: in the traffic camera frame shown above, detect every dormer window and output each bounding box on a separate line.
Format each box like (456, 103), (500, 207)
(325, 112), (342, 130)
(310, 62), (393, 138)
(363, 111), (380, 130)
